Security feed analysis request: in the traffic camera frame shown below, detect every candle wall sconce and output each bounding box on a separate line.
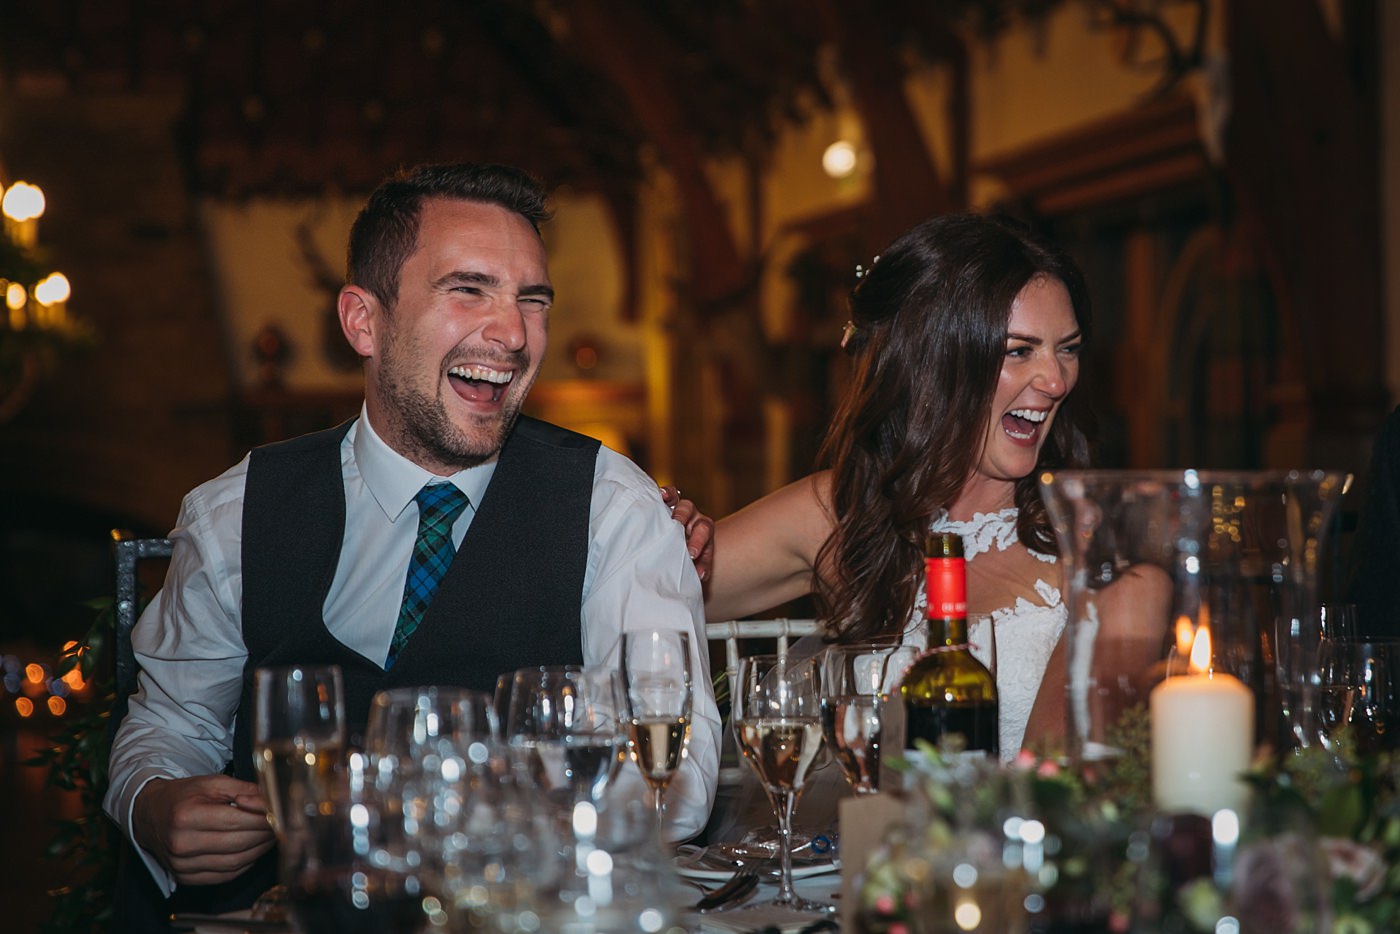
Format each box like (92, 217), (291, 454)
(1040, 469), (1351, 817)
(0, 178), (91, 423)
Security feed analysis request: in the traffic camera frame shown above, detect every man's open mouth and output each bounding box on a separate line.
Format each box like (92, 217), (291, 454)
(448, 364), (514, 404)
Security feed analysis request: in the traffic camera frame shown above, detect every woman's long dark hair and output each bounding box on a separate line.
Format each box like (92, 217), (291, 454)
(816, 213), (1094, 642)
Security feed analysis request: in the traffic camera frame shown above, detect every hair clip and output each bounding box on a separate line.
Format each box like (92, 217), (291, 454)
(840, 320), (858, 348)
(853, 254), (881, 280)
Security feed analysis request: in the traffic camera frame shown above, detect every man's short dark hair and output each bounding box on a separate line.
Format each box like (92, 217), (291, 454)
(346, 162), (552, 308)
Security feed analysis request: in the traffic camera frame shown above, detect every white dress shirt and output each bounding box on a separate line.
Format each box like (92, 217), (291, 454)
(104, 409), (719, 895)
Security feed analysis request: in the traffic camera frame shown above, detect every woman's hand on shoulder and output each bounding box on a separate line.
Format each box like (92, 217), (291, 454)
(659, 485), (714, 582)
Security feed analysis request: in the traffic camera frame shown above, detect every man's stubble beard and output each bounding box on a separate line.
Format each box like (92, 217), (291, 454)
(375, 331), (532, 472)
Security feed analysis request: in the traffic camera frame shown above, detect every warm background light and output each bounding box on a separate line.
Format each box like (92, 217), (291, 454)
(821, 139), (858, 179)
(5, 282), (26, 310)
(34, 272), (70, 305)
(1, 181), (45, 222)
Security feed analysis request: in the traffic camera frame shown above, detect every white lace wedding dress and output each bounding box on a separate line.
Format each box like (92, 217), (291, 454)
(904, 508), (1066, 759)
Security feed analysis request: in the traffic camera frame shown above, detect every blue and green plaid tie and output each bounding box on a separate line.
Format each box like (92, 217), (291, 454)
(386, 482), (470, 669)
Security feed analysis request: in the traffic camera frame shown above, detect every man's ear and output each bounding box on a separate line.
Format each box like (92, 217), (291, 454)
(338, 285), (378, 358)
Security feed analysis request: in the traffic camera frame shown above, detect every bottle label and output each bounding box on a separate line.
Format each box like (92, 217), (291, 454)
(925, 556), (966, 619)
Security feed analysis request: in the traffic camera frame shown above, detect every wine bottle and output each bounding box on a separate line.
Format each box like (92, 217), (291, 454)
(898, 532), (999, 757)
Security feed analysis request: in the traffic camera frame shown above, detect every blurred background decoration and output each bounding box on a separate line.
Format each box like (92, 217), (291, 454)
(0, 177), (91, 424)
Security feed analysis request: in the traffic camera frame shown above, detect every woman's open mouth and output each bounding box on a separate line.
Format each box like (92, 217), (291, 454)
(1002, 407), (1048, 443)
(448, 364), (514, 404)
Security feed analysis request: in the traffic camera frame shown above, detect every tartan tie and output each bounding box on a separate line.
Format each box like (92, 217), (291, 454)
(386, 482), (470, 669)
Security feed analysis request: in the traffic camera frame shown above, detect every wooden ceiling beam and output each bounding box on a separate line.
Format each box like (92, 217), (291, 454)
(566, 1), (747, 310)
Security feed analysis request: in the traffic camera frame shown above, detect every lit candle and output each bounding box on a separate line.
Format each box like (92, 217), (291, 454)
(1150, 623), (1254, 815)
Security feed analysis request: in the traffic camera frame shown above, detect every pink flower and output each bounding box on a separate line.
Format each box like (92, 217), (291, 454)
(1320, 837), (1386, 901)
(1014, 749), (1039, 770)
(890, 925), (909, 934)
(1037, 759), (1061, 778)
(874, 894), (896, 915)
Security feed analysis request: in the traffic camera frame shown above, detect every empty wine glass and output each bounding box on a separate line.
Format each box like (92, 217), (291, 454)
(968, 613), (997, 678)
(252, 664), (346, 839)
(360, 687), (493, 909)
(732, 653), (833, 914)
(619, 629), (693, 823)
(506, 665), (626, 810)
(282, 752), (429, 934)
(366, 685), (499, 752)
(819, 642), (914, 795)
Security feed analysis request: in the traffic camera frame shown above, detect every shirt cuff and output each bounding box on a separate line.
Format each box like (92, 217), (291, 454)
(106, 769), (179, 898)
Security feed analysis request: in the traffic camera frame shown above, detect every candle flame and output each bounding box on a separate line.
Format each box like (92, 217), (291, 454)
(1189, 625), (1213, 674)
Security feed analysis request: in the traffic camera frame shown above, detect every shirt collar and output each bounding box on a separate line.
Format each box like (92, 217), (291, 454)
(353, 404), (498, 522)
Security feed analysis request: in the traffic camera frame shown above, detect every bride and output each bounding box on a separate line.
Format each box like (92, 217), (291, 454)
(700, 212), (1094, 757)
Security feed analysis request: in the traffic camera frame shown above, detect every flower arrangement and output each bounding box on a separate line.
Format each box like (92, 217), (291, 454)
(853, 711), (1400, 934)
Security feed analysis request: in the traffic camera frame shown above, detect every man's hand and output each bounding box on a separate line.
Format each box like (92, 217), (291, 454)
(132, 775), (276, 887)
(660, 485), (714, 582)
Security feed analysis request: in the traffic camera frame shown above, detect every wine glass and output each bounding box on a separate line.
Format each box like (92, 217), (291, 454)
(366, 685), (498, 752)
(364, 686), (548, 932)
(252, 664), (346, 838)
(968, 613), (997, 679)
(506, 665), (626, 809)
(282, 752), (429, 934)
(1319, 602), (1358, 642)
(619, 629), (693, 822)
(363, 686), (496, 882)
(492, 672), (514, 739)
(732, 653), (833, 914)
(1320, 639), (1400, 755)
(819, 642), (914, 795)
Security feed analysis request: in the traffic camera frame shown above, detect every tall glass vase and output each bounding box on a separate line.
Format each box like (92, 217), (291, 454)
(1039, 470), (1350, 802)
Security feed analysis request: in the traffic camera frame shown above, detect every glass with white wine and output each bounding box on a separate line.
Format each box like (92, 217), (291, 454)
(254, 666), (427, 934)
(619, 629), (693, 823)
(819, 642), (915, 794)
(252, 664), (346, 838)
(732, 653), (833, 914)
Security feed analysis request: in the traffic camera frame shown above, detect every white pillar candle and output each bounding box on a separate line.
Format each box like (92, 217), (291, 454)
(1150, 625), (1255, 816)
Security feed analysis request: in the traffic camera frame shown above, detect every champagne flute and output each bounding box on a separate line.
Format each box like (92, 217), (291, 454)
(507, 665), (626, 809)
(252, 664), (346, 838)
(732, 653), (833, 914)
(619, 629), (693, 822)
(819, 642), (913, 794)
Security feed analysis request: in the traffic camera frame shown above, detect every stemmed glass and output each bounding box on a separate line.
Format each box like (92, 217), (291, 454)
(732, 654), (833, 914)
(492, 672), (515, 739)
(619, 629), (693, 822)
(819, 642), (914, 795)
(506, 665), (627, 810)
(1320, 639), (1400, 755)
(251, 664), (346, 840)
(254, 666), (424, 932)
(364, 686), (540, 933)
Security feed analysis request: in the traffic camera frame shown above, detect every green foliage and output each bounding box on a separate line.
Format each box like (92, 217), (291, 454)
(858, 711), (1400, 934)
(25, 597), (120, 934)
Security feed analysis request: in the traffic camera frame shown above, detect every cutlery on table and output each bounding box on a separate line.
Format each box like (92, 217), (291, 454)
(691, 869), (760, 912)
